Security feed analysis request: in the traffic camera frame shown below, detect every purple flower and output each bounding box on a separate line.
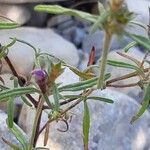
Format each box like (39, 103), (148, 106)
(32, 69), (46, 81)
(31, 69), (47, 93)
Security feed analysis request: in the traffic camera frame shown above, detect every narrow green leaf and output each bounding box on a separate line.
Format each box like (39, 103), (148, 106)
(98, 2), (105, 14)
(52, 84), (60, 111)
(58, 73), (111, 92)
(10, 37), (38, 54)
(107, 59), (144, 77)
(2, 137), (22, 150)
(83, 101), (90, 150)
(87, 96), (114, 103)
(43, 94), (52, 108)
(123, 41), (137, 52)
(68, 65), (94, 79)
(0, 84), (9, 90)
(7, 97), (14, 128)
(63, 95), (84, 99)
(0, 87), (39, 102)
(130, 80), (150, 124)
(13, 77), (19, 88)
(6, 119), (29, 150)
(129, 21), (147, 30)
(0, 38), (16, 59)
(58, 77), (97, 92)
(2, 38), (17, 51)
(34, 5), (98, 23)
(0, 22), (19, 29)
(125, 32), (150, 52)
(21, 96), (32, 107)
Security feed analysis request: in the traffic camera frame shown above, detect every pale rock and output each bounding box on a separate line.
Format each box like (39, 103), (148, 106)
(0, 110), (28, 150)
(0, 4), (30, 25)
(18, 68), (150, 150)
(82, 30), (130, 59)
(125, 0), (150, 24)
(0, 27), (79, 77)
(125, 0), (150, 36)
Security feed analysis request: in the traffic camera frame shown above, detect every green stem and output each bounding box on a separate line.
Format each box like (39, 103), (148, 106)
(28, 97), (44, 150)
(97, 31), (112, 89)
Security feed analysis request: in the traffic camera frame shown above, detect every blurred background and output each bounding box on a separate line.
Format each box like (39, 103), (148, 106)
(0, 0), (150, 150)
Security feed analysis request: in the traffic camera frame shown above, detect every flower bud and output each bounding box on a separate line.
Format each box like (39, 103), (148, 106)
(31, 69), (47, 94)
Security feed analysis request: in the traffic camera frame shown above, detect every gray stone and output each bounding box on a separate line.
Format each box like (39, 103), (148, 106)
(125, 0), (150, 25)
(48, 15), (88, 48)
(0, 27), (79, 77)
(0, 4), (30, 25)
(124, 0), (150, 37)
(0, 110), (28, 150)
(18, 68), (150, 150)
(82, 30), (131, 60)
(47, 15), (72, 28)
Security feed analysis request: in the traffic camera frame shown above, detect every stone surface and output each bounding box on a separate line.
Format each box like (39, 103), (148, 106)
(125, 0), (150, 24)
(0, 4), (30, 25)
(0, 110), (27, 150)
(18, 68), (150, 150)
(0, 27), (79, 77)
(125, 0), (150, 37)
(82, 30), (131, 60)
(48, 15), (88, 48)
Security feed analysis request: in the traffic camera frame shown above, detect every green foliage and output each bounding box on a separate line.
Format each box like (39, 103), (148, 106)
(6, 119), (29, 150)
(52, 83), (60, 111)
(0, 87), (39, 102)
(34, 5), (97, 23)
(58, 73), (111, 92)
(87, 96), (114, 104)
(130, 80), (150, 124)
(123, 41), (137, 52)
(83, 101), (90, 150)
(107, 59), (144, 76)
(125, 32), (150, 52)
(0, 22), (19, 29)
(0, 38), (16, 59)
(7, 97), (14, 128)
(2, 137), (22, 150)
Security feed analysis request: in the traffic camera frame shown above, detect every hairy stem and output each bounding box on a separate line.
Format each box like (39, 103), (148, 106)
(29, 97), (44, 150)
(97, 31), (112, 89)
